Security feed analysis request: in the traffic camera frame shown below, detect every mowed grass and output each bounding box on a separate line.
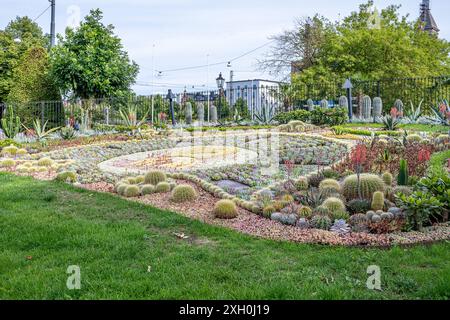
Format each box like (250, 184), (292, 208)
(0, 173), (449, 300)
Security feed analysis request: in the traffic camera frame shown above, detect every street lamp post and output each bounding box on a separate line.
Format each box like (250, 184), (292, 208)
(343, 78), (353, 120)
(216, 73), (225, 120)
(166, 89), (176, 126)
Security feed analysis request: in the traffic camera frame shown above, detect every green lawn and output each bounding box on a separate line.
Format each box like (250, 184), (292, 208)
(341, 122), (449, 134)
(0, 173), (449, 300)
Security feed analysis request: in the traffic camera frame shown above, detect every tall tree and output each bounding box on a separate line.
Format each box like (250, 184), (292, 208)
(262, 1), (450, 84)
(50, 9), (139, 99)
(7, 47), (60, 103)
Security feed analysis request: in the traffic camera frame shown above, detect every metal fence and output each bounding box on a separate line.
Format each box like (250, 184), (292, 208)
(0, 75), (449, 129)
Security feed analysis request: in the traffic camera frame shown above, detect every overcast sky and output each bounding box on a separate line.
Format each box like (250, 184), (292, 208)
(1, 0), (449, 94)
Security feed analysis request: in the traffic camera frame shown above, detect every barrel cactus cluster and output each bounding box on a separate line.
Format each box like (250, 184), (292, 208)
(115, 170), (178, 198)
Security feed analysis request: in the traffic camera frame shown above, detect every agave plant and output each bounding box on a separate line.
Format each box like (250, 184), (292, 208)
(22, 119), (60, 144)
(253, 103), (275, 124)
(119, 105), (149, 136)
(381, 115), (401, 131)
(428, 100), (450, 126)
(405, 100), (423, 124)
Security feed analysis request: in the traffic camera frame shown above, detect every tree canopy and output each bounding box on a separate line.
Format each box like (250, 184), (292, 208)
(50, 9), (139, 99)
(262, 1), (450, 84)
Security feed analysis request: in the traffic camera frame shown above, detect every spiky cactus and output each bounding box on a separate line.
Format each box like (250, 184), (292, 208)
(342, 174), (385, 201)
(319, 179), (341, 193)
(394, 99), (404, 114)
(307, 99), (314, 111)
(144, 170), (167, 185)
(323, 197), (346, 212)
(339, 96), (348, 110)
(1, 105), (21, 139)
(349, 213), (368, 226)
(362, 95), (372, 120)
(210, 105), (218, 123)
(171, 184), (198, 203)
(397, 159), (408, 186)
(298, 206), (313, 219)
(295, 176), (309, 191)
(320, 99), (329, 109)
(311, 215), (332, 230)
(373, 97), (383, 120)
(185, 102), (192, 125)
(313, 205), (330, 217)
(371, 191), (385, 211)
(382, 172), (393, 186)
(213, 200), (238, 219)
(197, 103), (205, 124)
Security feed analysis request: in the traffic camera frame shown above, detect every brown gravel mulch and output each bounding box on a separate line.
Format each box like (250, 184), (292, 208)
(78, 180), (450, 248)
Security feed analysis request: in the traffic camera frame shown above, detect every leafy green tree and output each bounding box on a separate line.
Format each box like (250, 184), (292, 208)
(7, 47), (60, 103)
(264, 1), (450, 84)
(5, 16), (48, 47)
(50, 9), (139, 99)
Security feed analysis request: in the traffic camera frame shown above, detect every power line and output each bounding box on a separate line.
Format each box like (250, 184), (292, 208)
(155, 40), (275, 74)
(33, 4), (51, 22)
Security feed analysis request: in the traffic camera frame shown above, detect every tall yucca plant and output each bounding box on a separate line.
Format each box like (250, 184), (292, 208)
(1, 105), (21, 138)
(119, 105), (149, 136)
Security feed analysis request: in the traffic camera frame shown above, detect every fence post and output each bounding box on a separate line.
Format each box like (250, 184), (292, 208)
(41, 102), (45, 125)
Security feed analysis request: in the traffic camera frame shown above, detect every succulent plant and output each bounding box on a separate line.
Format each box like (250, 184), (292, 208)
(319, 179), (341, 194)
(313, 205), (330, 217)
(382, 172), (393, 186)
(296, 218), (310, 230)
(308, 173), (325, 188)
(311, 215), (332, 230)
(116, 184), (128, 195)
(214, 200), (238, 219)
(362, 95), (372, 119)
(371, 214), (382, 223)
(307, 99), (314, 111)
(55, 171), (77, 183)
(373, 97), (383, 119)
(342, 174), (385, 201)
(347, 199), (371, 214)
(210, 105), (218, 123)
(393, 186), (413, 197)
(171, 184), (198, 203)
(298, 206), (313, 219)
(371, 191), (385, 211)
(135, 175), (145, 184)
(197, 103), (205, 123)
(397, 159), (408, 186)
(262, 205), (276, 218)
(0, 159), (16, 168)
(339, 96), (348, 110)
(37, 157), (54, 167)
(185, 102), (193, 125)
(295, 176), (309, 191)
(323, 197), (346, 212)
(124, 185), (140, 198)
(155, 182), (171, 193)
(141, 184), (156, 195)
(145, 170), (167, 185)
(394, 99), (404, 113)
(381, 212), (394, 222)
(330, 210), (350, 222)
(349, 213), (368, 226)
(1, 145), (18, 156)
(330, 219), (351, 234)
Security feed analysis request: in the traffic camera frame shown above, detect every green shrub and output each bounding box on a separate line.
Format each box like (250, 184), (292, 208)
(397, 191), (442, 231)
(213, 200), (238, 219)
(274, 110), (311, 124)
(295, 176), (309, 191)
(371, 191), (385, 211)
(141, 184), (156, 195)
(155, 182), (171, 193)
(382, 172), (393, 186)
(417, 174), (450, 219)
(124, 185), (140, 198)
(311, 215), (332, 230)
(310, 107), (348, 126)
(323, 197), (346, 212)
(394, 186), (413, 197)
(55, 171), (77, 183)
(145, 170), (167, 185)
(342, 174), (385, 201)
(171, 184), (198, 203)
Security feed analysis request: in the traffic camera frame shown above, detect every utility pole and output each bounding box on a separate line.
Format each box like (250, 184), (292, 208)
(49, 0), (56, 47)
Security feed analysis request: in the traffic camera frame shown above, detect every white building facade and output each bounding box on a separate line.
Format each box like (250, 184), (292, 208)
(226, 79), (282, 116)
